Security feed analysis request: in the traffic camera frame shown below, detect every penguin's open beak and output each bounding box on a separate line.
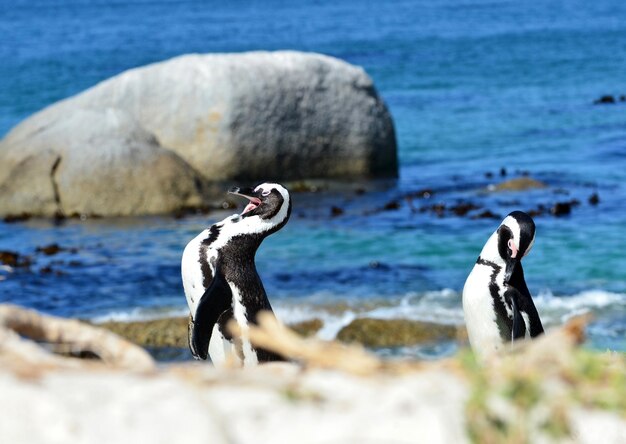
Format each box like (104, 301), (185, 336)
(228, 186), (262, 215)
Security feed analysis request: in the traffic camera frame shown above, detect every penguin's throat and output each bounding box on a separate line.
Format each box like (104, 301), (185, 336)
(242, 198), (262, 215)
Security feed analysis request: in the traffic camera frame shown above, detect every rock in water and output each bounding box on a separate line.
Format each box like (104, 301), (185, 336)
(0, 51), (397, 217)
(336, 318), (462, 348)
(489, 177), (547, 192)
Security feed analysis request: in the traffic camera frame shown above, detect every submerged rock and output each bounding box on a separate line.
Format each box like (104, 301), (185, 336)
(36, 243), (77, 256)
(489, 177), (547, 192)
(551, 201), (573, 216)
(101, 315), (465, 352)
(289, 318), (324, 337)
(471, 210), (501, 220)
(336, 318), (462, 348)
(100, 317), (189, 348)
(99, 316), (324, 349)
(0, 51), (397, 217)
(593, 95), (617, 105)
(0, 251), (31, 268)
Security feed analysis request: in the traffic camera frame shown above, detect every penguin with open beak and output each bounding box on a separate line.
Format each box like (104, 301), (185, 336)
(181, 183), (291, 366)
(462, 211), (544, 360)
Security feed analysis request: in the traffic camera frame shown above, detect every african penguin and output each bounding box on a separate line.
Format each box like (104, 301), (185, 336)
(181, 183), (291, 366)
(462, 210), (544, 360)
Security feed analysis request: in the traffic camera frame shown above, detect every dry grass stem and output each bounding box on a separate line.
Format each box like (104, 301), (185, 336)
(0, 304), (155, 372)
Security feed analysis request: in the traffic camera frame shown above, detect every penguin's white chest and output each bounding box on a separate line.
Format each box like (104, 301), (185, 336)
(462, 263), (506, 360)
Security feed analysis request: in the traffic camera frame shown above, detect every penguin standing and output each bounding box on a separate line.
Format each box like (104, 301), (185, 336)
(181, 183), (291, 366)
(462, 211), (544, 360)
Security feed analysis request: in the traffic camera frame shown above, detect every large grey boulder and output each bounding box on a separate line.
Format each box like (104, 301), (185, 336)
(0, 108), (211, 217)
(0, 51), (397, 217)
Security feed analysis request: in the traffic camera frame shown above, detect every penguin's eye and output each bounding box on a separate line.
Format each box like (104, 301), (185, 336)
(261, 189), (271, 197)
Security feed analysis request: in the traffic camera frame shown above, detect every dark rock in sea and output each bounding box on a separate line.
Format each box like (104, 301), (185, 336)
(471, 210), (501, 220)
(330, 206), (344, 217)
(0, 251), (31, 268)
(589, 193), (600, 205)
(485, 172), (494, 179)
(36, 243), (78, 255)
(594, 95), (616, 105)
(39, 266), (64, 276)
(527, 205), (547, 218)
(336, 318), (463, 348)
(551, 202), (572, 216)
(3, 213), (31, 223)
(36, 244), (62, 256)
(500, 167), (507, 177)
(420, 203), (446, 217)
(449, 202), (480, 217)
(0, 251), (20, 267)
(383, 200), (400, 211)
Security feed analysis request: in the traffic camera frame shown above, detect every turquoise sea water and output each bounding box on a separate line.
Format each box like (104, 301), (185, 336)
(1, 0), (626, 356)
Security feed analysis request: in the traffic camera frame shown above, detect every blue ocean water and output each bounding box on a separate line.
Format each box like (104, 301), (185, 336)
(1, 0), (626, 355)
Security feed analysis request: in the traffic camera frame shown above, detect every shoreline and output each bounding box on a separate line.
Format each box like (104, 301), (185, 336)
(97, 315), (467, 361)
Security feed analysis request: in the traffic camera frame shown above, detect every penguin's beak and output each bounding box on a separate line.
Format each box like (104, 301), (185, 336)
(504, 257), (520, 286)
(228, 187), (262, 215)
(503, 238), (521, 285)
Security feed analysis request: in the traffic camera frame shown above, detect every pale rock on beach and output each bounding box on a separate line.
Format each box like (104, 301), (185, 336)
(0, 51), (397, 217)
(1, 305), (625, 444)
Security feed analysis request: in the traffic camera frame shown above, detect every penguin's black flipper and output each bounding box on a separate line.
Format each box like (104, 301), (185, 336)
(191, 271), (232, 360)
(508, 262), (545, 338)
(510, 292), (526, 341)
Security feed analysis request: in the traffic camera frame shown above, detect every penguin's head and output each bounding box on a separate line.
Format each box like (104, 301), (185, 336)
(482, 211), (536, 285)
(228, 182), (291, 235)
(498, 211), (535, 285)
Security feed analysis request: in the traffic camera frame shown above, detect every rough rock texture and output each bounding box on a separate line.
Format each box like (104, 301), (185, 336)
(489, 177), (547, 192)
(0, 51), (397, 217)
(98, 316), (458, 351)
(0, 109), (212, 217)
(0, 365), (469, 444)
(337, 318), (464, 348)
